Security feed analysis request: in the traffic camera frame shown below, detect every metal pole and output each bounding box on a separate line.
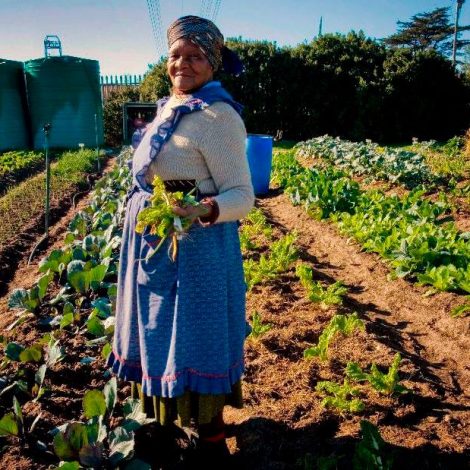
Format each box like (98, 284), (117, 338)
(94, 113), (100, 173)
(29, 123), (51, 263)
(452, 0), (465, 67)
(44, 124), (51, 235)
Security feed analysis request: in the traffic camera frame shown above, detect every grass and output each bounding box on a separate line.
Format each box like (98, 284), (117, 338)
(0, 150), (103, 248)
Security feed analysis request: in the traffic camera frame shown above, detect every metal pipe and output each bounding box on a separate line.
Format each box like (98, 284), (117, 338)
(95, 113), (100, 173)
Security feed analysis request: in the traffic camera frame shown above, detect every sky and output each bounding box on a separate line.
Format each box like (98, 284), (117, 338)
(1, 0), (469, 76)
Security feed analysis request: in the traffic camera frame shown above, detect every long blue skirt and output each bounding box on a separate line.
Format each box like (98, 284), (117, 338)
(107, 190), (246, 399)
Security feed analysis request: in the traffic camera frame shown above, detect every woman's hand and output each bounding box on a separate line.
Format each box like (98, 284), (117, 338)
(172, 202), (212, 223)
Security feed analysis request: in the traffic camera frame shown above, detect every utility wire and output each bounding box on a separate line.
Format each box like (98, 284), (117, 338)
(212, 0), (222, 21)
(200, 0), (208, 17)
(147, 0), (166, 59)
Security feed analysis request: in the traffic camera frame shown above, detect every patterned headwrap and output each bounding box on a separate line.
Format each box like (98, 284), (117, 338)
(167, 15), (243, 75)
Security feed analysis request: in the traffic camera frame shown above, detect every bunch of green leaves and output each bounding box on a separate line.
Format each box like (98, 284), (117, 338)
(8, 272), (53, 313)
(135, 176), (200, 260)
(296, 135), (441, 189)
(0, 151), (44, 193)
(244, 232), (298, 290)
(451, 298), (470, 318)
(345, 353), (409, 396)
(248, 311), (272, 340)
(296, 264), (348, 309)
(411, 136), (468, 180)
(0, 396), (41, 442)
(304, 313), (364, 360)
(315, 379), (364, 413)
(53, 378), (153, 468)
(288, 166), (361, 220)
(353, 420), (394, 470)
(239, 207), (273, 251)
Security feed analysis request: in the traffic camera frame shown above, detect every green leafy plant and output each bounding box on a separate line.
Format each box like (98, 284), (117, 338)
(53, 378), (152, 468)
(248, 311), (272, 340)
(135, 176), (200, 261)
(239, 207), (273, 251)
(451, 298), (470, 318)
(67, 260), (108, 294)
(353, 420), (393, 470)
(315, 379), (364, 413)
(346, 353), (409, 396)
(304, 313), (364, 360)
(8, 272), (53, 313)
(0, 396), (42, 444)
(244, 232), (298, 290)
(296, 264), (348, 309)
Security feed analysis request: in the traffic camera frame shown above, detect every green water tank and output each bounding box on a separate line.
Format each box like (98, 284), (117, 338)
(24, 56), (103, 149)
(0, 59), (29, 151)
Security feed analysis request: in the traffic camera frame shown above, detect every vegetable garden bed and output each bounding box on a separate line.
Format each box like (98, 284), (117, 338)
(0, 146), (468, 469)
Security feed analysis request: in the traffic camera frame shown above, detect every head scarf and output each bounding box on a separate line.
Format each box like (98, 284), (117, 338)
(167, 15), (243, 75)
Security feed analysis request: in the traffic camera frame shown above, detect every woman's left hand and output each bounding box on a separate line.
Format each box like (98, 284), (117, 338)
(172, 203), (212, 223)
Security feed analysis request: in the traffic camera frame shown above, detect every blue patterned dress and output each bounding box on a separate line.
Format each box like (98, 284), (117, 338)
(107, 82), (249, 425)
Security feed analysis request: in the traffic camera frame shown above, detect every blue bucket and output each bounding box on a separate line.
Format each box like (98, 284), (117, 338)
(246, 134), (273, 196)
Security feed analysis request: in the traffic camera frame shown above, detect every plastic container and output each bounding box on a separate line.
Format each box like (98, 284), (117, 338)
(24, 56), (103, 149)
(0, 59), (29, 151)
(246, 134), (273, 195)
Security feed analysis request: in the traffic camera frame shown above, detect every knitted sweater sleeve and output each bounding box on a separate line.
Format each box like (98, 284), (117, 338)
(197, 102), (255, 223)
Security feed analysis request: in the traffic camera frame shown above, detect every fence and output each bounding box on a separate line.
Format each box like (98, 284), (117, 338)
(100, 74), (143, 100)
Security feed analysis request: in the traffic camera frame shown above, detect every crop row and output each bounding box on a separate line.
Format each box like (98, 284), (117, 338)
(272, 151), (470, 299)
(0, 151), (45, 194)
(0, 149), (103, 248)
(240, 206), (402, 467)
(0, 149), (144, 469)
(295, 135), (442, 189)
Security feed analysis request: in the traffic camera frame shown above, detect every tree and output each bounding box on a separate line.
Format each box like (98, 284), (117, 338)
(103, 87), (139, 147)
(384, 6), (470, 57)
(139, 60), (171, 102)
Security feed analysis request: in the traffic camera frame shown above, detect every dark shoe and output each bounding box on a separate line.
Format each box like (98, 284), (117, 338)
(183, 438), (232, 469)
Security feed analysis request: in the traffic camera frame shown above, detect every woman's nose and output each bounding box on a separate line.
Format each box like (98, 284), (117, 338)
(175, 56), (189, 67)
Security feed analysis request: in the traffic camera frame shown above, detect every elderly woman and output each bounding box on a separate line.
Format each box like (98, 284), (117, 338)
(107, 15), (254, 462)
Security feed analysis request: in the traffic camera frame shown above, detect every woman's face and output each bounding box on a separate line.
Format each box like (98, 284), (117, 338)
(167, 38), (214, 94)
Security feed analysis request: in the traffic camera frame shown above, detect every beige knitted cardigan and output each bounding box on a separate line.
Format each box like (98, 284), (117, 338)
(144, 95), (254, 223)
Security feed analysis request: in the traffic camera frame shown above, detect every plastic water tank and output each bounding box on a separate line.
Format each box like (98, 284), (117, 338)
(24, 56), (103, 149)
(0, 59), (29, 151)
(246, 134), (273, 195)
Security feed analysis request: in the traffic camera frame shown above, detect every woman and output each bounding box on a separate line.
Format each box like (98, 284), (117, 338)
(107, 15), (254, 462)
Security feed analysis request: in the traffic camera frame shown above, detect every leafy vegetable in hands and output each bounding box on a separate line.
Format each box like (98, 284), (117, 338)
(135, 176), (200, 261)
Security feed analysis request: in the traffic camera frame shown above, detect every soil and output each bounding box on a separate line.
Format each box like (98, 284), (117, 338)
(0, 177), (469, 469)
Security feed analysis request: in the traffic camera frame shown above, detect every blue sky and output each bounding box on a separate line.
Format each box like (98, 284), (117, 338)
(1, 0), (468, 76)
